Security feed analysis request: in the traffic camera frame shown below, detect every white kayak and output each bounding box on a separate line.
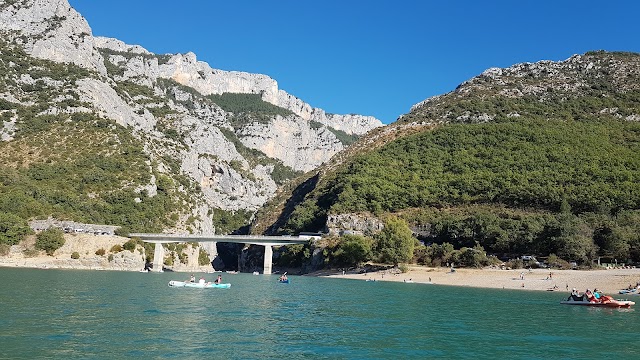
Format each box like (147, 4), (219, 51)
(168, 280), (231, 289)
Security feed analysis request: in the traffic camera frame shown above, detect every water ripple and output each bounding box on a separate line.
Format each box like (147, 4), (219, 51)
(1, 268), (639, 359)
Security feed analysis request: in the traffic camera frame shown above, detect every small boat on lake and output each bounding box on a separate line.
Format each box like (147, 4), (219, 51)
(278, 272), (289, 283)
(560, 294), (634, 308)
(168, 280), (231, 289)
(618, 288), (638, 294)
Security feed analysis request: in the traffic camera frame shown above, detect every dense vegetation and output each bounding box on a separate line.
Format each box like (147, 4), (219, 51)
(326, 126), (360, 146)
(0, 213), (33, 246)
(210, 208), (253, 235)
(274, 217), (501, 270)
(279, 118), (640, 265)
(207, 93), (293, 118)
(330, 119), (640, 214)
(0, 39), (183, 234)
(207, 92), (295, 130)
(35, 227), (65, 255)
(270, 53), (640, 264)
(0, 117), (180, 233)
(268, 51), (640, 269)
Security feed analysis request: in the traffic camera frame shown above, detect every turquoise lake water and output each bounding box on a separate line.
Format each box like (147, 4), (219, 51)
(0, 267), (638, 359)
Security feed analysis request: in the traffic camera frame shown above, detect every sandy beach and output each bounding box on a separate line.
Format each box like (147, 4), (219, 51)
(313, 265), (640, 297)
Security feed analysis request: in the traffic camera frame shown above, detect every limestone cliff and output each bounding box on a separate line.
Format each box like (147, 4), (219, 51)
(0, 0), (383, 234)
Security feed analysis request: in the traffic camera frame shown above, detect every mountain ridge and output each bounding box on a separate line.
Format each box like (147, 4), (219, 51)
(252, 50), (640, 267)
(0, 0), (382, 235)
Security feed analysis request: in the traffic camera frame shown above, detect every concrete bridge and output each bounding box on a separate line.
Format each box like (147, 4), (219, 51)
(130, 233), (313, 274)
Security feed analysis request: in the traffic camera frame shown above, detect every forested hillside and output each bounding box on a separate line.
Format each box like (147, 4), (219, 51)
(257, 51), (640, 268)
(0, 40), (185, 236)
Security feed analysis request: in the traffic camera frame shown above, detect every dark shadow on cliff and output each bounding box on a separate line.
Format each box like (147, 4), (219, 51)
(263, 173), (320, 235)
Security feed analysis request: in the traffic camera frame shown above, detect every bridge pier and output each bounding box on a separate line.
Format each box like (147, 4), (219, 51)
(152, 243), (164, 272)
(263, 245), (273, 275)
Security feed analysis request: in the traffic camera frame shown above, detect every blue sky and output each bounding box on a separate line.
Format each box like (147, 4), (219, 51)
(68, 1), (640, 124)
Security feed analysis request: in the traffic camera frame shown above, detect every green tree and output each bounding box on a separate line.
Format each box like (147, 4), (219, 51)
(335, 234), (373, 266)
(35, 228), (65, 255)
(549, 214), (596, 264)
(594, 225), (631, 261)
(122, 239), (137, 252)
(375, 217), (415, 265)
(275, 244), (308, 268)
(0, 213), (33, 245)
(198, 248), (211, 266)
(457, 244), (489, 268)
(284, 202), (325, 234)
(432, 242), (455, 264)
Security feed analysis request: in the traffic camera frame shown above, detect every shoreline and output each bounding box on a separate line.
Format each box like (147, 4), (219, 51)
(2, 260), (640, 296)
(308, 266), (640, 296)
(2, 233), (639, 296)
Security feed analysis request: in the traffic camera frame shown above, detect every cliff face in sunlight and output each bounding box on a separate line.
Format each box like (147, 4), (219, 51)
(0, 0), (382, 234)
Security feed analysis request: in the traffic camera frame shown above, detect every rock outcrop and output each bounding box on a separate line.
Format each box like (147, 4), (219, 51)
(0, 0), (106, 73)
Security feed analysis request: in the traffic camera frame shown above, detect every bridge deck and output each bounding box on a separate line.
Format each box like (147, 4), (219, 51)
(130, 233), (310, 245)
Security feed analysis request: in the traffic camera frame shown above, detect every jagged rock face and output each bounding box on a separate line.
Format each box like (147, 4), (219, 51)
(237, 115), (344, 172)
(94, 40), (383, 135)
(321, 113), (382, 135)
(0, 0), (106, 74)
(76, 78), (156, 130)
(0, 0), (382, 233)
(181, 125), (278, 211)
(147, 50), (382, 136)
(160, 52), (280, 103)
(325, 213), (384, 236)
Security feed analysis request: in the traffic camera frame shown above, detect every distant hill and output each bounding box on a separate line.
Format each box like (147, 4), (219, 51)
(253, 51), (640, 266)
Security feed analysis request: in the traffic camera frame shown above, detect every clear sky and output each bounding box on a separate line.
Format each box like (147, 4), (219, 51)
(68, 0), (640, 124)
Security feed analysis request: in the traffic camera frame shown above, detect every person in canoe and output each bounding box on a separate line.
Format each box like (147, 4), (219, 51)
(279, 273), (288, 282)
(189, 274), (195, 283)
(214, 275), (222, 284)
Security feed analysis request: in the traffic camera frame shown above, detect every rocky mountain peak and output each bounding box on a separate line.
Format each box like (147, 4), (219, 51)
(0, 0), (384, 234)
(0, 0), (106, 73)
